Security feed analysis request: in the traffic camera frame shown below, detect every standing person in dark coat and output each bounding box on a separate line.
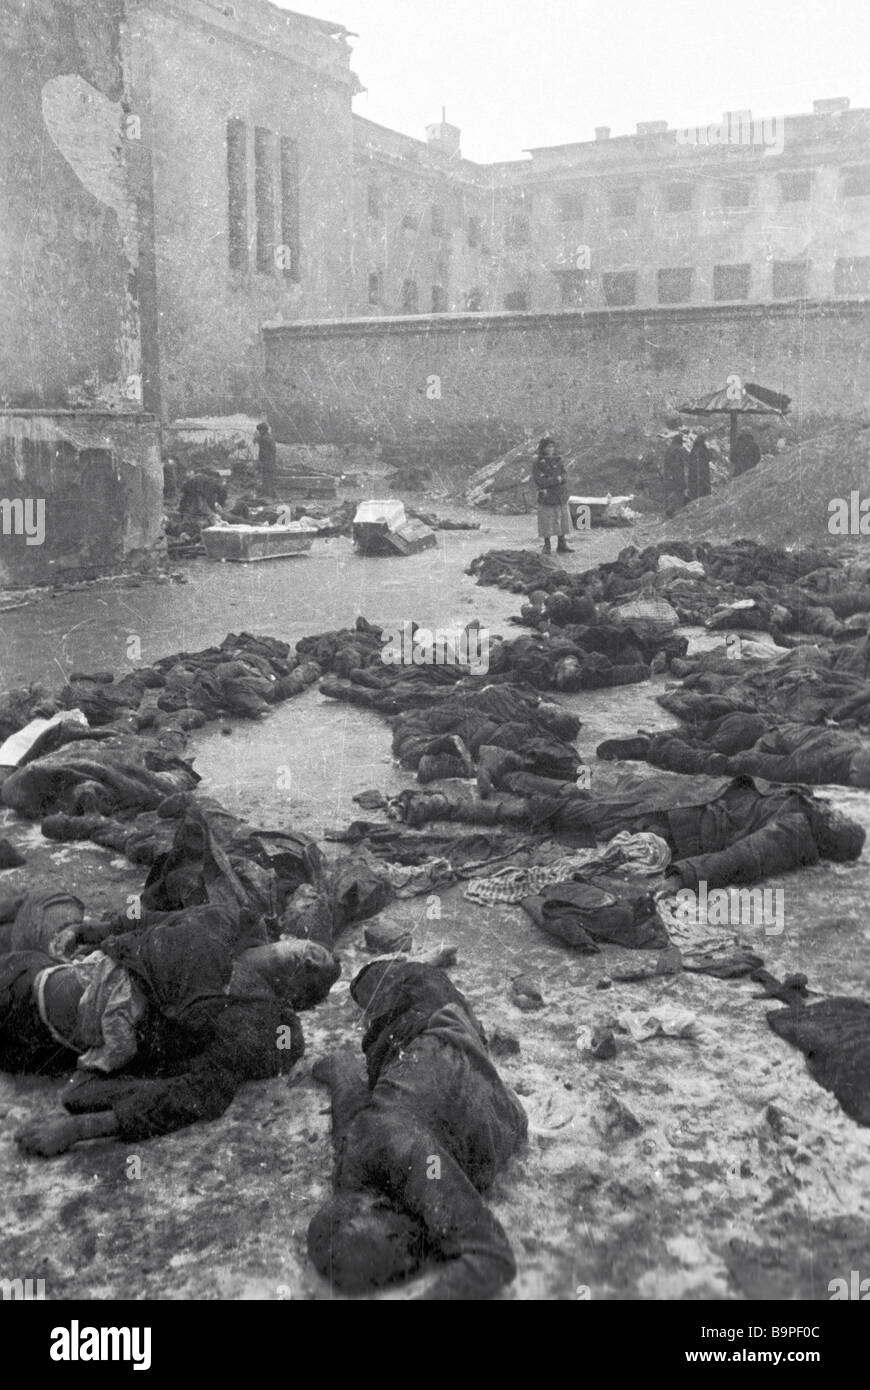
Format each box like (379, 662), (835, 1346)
(255, 422), (278, 496)
(662, 431), (688, 517)
(732, 428), (761, 478)
(686, 430), (712, 502)
(532, 436), (572, 555)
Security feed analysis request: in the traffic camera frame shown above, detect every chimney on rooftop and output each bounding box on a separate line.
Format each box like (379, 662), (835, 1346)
(813, 97), (850, 114)
(636, 120), (668, 135)
(594, 126), (610, 141)
(426, 109), (461, 157)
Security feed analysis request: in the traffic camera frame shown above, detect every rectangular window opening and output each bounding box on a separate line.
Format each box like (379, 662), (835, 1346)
(611, 188), (638, 219)
(254, 126), (277, 275)
(279, 136), (300, 282)
(843, 166), (870, 197)
(779, 171), (813, 203)
(657, 267), (693, 303)
(772, 260), (809, 299)
(557, 191), (584, 221)
(835, 256), (870, 295)
(721, 181), (752, 209)
(503, 289), (529, 311)
(602, 271), (637, 306)
(227, 117), (248, 271)
(664, 183), (693, 213)
(713, 263), (751, 300)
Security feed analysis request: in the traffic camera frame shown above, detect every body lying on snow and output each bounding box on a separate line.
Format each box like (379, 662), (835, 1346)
(755, 971), (870, 1127)
(308, 961), (527, 1301)
(470, 540), (870, 656)
(386, 770), (864, 892)
(468, 540), (870, 787)
(1, 895), (339, 1156)
(599, 719), (870, 789)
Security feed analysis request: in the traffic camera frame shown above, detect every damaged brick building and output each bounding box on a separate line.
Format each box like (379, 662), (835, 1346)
(0, 0), (364, 584)
(0, 0), (163, 586)
(3, 0), (870, 578)
(278, 92), (870, 461)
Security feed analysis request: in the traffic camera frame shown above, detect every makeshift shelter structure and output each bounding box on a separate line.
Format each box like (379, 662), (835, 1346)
(678, 381), (791, 466)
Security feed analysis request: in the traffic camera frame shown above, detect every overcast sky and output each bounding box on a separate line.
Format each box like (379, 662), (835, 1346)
(277, 0), (870, 163)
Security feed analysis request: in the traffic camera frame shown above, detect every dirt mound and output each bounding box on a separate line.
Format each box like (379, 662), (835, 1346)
(641, 425), (870, 549)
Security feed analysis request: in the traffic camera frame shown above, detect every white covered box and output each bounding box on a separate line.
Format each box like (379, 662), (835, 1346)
(352, 499), (407, 530)
(201, 523), (317, 562)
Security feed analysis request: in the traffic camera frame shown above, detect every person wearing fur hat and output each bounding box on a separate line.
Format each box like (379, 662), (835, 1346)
(532, 437), (572, 555)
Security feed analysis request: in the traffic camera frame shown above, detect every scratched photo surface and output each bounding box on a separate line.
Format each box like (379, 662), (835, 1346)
(1, 0), (869, 1308)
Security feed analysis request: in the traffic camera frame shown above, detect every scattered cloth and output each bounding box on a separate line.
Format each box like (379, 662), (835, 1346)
(522, 876), (668, 952)
(616, 1006), (716, 1044)
(464, 849), (605, 905)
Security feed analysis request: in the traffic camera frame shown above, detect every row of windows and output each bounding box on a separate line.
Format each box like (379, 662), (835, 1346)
(361, 169), (867, 261)
(555, 167), (870, 221)
(369, 258), (870, 313)
(557, 257), (870, 306)
(369, 192), (492, 250)
(365, 255), (870, 313)
(227, 118), (300, 278)
(365, 167), (870, 247)
(367, 276), (483, 313)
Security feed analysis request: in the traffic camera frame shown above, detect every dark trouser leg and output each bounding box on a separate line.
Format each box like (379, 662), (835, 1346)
(335, 1105), (517, 1301)
(313, 1051), (371, 1147)
(308, 1054), (428, 1292)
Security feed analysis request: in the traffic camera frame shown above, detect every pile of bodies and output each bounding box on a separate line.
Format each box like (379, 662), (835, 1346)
(298, 603), (870, 1141)
(0, 632), (414, 948)
(0, 626), (534, 1299)
(467, 539), (870, 633)
(469, 540), (870, 787)
(2, 549), (870, 1298)
(600, 643), (870, 787)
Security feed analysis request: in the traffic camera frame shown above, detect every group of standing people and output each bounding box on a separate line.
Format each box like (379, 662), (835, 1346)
(531, 423), (765, 547)
(663, 429), (712, 517)
(663, 424), (761, 518)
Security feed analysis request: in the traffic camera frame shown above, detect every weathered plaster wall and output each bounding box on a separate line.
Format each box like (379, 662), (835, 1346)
(128, 0), (357, 420)
(263, 301), (870, 465)
(0, 0), (144, 410)
(0, 412), (164, 588)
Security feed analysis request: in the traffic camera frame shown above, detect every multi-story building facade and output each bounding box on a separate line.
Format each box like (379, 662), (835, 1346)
(125, 0), (361, 418)
(521, 101), (870, 312)
(4, 0), (870, 431)
(352, 100), (870, 318)
(352, 115), (534, 317)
